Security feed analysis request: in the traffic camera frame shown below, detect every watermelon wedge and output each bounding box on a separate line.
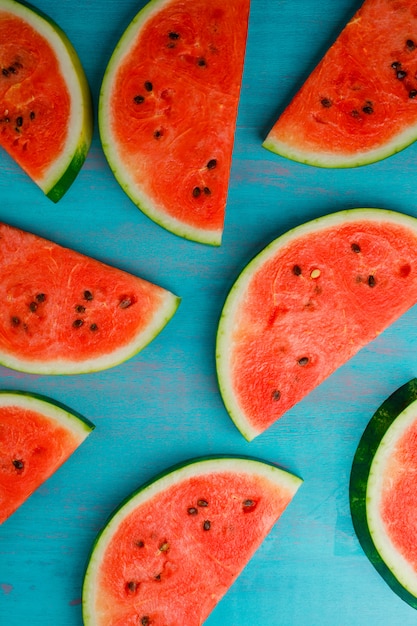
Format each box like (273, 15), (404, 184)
(0, 0), (93, 200)
(350, 379), (417, 609)
(0, 390), (94, 524)
(0, 222), (179, 375)
(99, 0), (250, 245)
(216, 208), (417, 440)
(263, 0), (417, 168)
(82, 456), (302, 626)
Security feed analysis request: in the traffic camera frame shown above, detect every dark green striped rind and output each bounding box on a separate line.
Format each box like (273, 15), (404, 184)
(46, 142), (91, 203)
(349, 378), (417, 609)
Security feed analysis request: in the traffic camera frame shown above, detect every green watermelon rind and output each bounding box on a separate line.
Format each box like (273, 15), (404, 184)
(349, 378), (417, 609)
(0, 289), (180, 376)
(216, 208), (417, 441)
(0, 0), (93, 202)
(98, 0), (223, 246)
(81, 455), (303, 625)
(0, 389), (95, 436)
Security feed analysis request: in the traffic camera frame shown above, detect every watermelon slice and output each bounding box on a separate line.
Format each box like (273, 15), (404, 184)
(0, 0), (93, 200)
(350, 379), (417, 608)
(82, 456), (302, 626)
(0, 390), (94, 524)
(99, 0), (250, 245)
(263, 0), (417, 168)
(216, 208), (417, 440)
(0, 222), (179, 374)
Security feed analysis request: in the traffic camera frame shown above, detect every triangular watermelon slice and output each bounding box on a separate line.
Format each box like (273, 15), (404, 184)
(216, 208), (417, 440)
(0, 0), (93, 200)
(0, 390), (94, 524)
(0, 222), (179, 374)
(99, 0), (250, 245)
(350, 379), (417, 608)
(263, 0), (417, 167)
(82, 456), (302, 625)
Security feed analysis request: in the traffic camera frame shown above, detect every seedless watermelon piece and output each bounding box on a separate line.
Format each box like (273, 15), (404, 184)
(263, 0), (417, 168)
(216, 209), (417, 440)
(0, 0), (93, 201)
(99, 0), (250, 245)
(350, 379), (417, 608)
(82, 456), (302, 626)
(0, 222), (180, 374)
(0, 390), (94, 524)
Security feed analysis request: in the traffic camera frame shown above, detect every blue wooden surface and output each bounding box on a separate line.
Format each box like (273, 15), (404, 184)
(2, 0), (417, 624)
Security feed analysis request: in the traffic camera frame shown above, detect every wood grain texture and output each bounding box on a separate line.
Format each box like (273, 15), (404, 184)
(2, 1), (417, 624)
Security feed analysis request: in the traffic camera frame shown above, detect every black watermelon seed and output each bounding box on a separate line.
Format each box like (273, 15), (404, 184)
(292, 265), (302, 276)
(141, 617), (150, 626)
(368, 275), (376, 287)
(153, 129), (162, 139)
(320, 97), (332, 108)
(29, 301), (38, 312)
(203, 520), (211, 530)
(168, 31), (180, 39)
(298, 357), (309, 366)
(243, 499), (256, 509)
(154, 573), (162, 581)
(134, 95), (145, 104)
(197, 57), (207, 67)
(197, 499), (208, 507)
(16, 116), (23, 127)
(397, 70), (407, 80)
(90, 323), (98, 332)
(391, 61), (401, 69)
(351, 243), (361, 253)
(11, 316), (20, 327)
(362, 105), (374, 114)
(272, 390), (281, 401)
(406, 39), (416, 50)
(207, 159), (217, 169)
(144, 81), (153, 91)
(8, 66), (16, 74)
(76, 305), (86, 313)
(83, 290), (93, 301)
(2, 68), (9, 77)
(187, 507), (198, 515)
(192, 187), (201, 198)
(73, 319), (84, 328)
(30, 111), (35, 120)
(203, 187), (211, 195)
(136, 540), (145, 548)
(410, 90), (417, 98)
(36, 293), (46, 302)
(119, 298), (132, 309)
(12, 459), (24, 470)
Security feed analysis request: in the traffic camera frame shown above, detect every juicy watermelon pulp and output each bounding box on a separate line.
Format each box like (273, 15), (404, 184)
(216, 209), (417, 440)
(82, 456), (302, 626)
(263, 0), (417, 168)
(99, 0), (250, 245)
(0, 390), (94, 524)
(0, 222), (179, 374)
(0, 0), (92, 200)
(350, 379), (417, 608)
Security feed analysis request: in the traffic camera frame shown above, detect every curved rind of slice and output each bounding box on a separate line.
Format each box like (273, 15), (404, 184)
(0, 0), (93, 201)
(99, 0), (250, 245)
(349, 379), (417, 608)
(0, 222), (180, 375)
(0, 389), (94, 524)
(216, 208), (417, 440)
(263, 0), (417, 168)
(82, 455), (302, 626)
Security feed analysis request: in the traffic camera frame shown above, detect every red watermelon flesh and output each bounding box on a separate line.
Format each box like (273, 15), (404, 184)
(216, 209), (417, 440)
(0, 0), (92, 200)
(0, 222), (179, 374)
(0, 391), (94, 524)
(99, 0), (250, 245)
(82, 457), (302, 625)
(264, 0), (417, 167)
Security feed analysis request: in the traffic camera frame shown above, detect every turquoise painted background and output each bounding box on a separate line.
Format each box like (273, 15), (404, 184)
(2, 0), (417, 624)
